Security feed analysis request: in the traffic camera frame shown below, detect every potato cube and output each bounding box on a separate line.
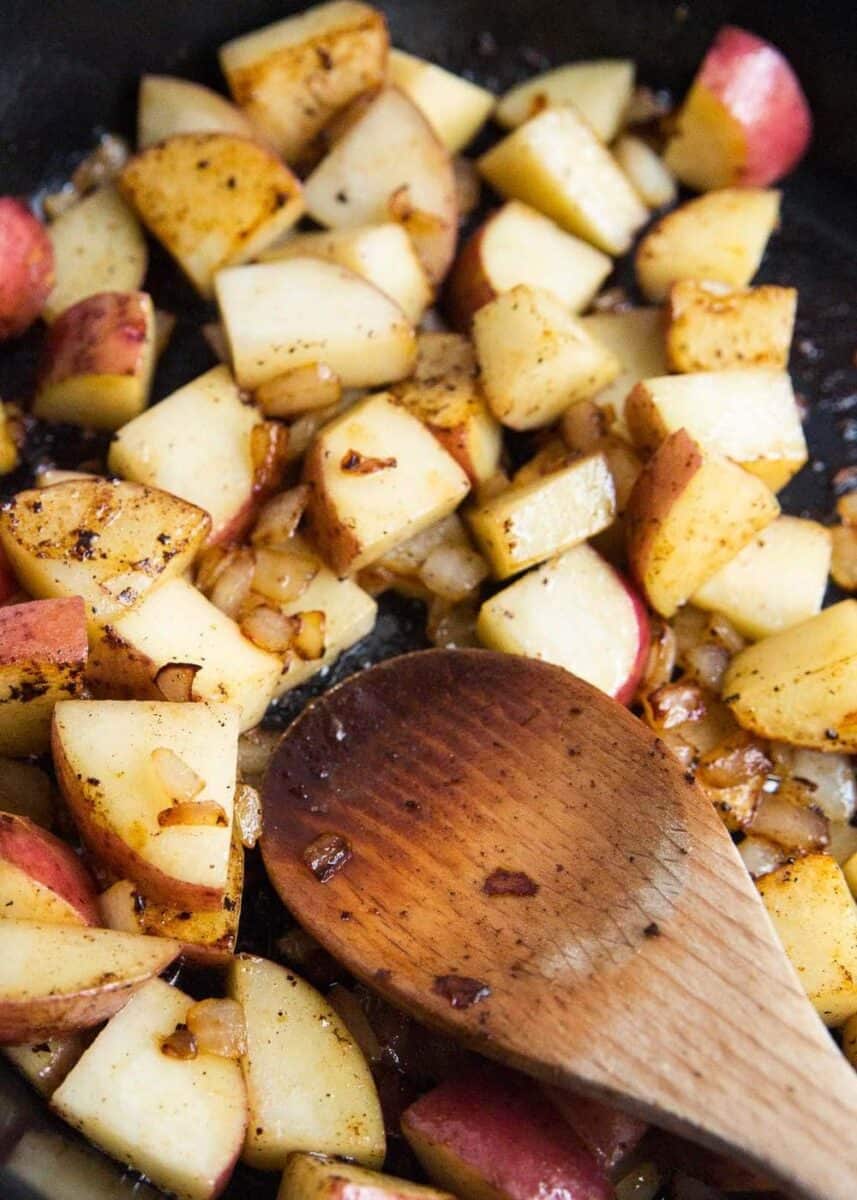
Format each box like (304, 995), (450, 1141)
(108, 365), (265, 546)
(391, 333), (502, 485)
(216, 257), (416, 390)
(137, 74), (257, 148)
(478, 107), (648, 255)
(613, 135), (677, 209)
(635, 188), (781, 302)
(473, 286), (620, 431)
(495, 59), (634, 142)
(304, 391), (470, 575)
(626, 369), (807, 492)
(0, 597), (87, 757)
(692, 516), (831, 640)
(666, 280), (796, 372)
(579, 308), (667, 441)
(626, 429), (780, 617)
(279, 1152), (455, 1200)
(120, 133), (304, 298)
(388, 50), (495, 153)
(467, 452), (615, 579)
(723, 601), (857, 753)
(87, 577), (281, 731)
(758, 854), (857, 1025)
(219, 1), (389, 163)
(0, 477), (210, 627)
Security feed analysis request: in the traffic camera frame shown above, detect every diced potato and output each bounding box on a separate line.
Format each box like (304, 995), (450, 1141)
(478, 107), (648, 255)
(446, 201), (612, 330)
(304, 87), (457, 285)
(259, 223), (431, 324)
(120, 133), (304, 298)
(388, 50), (495, 153)
(467, 452), (615, 579)
(391, 332), (502, 485)
(137, 75), (257, 148)
(496, 59), (635, 142)
(44, 187), (146, 323)
(279, 1152), (455, 1200)
(0, 477), (210, 626)
(832, 524), (857, 592)
(108, 366), (265, 546)
(87, 577), (282, 731)
(666, 280), (796, 372)
(216, 257), (416, 390)
(579, 308), (666, 441)
(35, 291), (156, 431)
(0, 405), (18, 475)
(758, 854), (857, 1025)
(613, 135), (677, 208)
(626, 429), (780, 618)
(692, 517), (831, 640)
(219, 0), (389, 163)
(636, 188), (781, 302)
(477, 542), (648, 704)
(303, 391), (470, 575)
(4, 1034), (85, 1098)
(473, 285), (620, 431)
(626, 369), (807, 492)
(723, 601), (857, 753)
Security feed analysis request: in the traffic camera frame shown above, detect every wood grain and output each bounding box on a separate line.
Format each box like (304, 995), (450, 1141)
(263, 649), (857, 1200)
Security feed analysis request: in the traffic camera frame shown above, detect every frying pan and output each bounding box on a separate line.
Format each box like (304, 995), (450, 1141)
(1, 1), (857, 1196)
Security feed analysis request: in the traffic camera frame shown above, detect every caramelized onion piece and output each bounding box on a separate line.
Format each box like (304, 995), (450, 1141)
(186, 998), (247, 1059)
(256, 363), (341, 418)
(684, 641), (732, 692)
(157, 800), (229, 828)
(750, 783), (830, 853)
(293, 611), (326, 661)
(251, 485), (310, 547)
(151, 747), (204, 802)
(738, 835), (786, 880)
(235, 782), (263, 848)
(253, 547), (318, 604)
(419, 544), (488, 602)
(340, 449), (397, 474)
(154, 662), (200, 703)
(638, 618), (677, 696)
(240, 605), (300, 654)
(645, 681), (707, 731)
(696, 733), (772, 789)
(161, 1025), (197, 1060)
(208, 548), (255, 619)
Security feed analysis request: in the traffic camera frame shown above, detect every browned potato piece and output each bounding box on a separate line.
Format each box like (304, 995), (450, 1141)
(723, 601), (857, 752)
(626, 429), (779, 617)
(120, 133), (304, 297)
(665, 280), (796, 372)
(219, 1), (388, 164)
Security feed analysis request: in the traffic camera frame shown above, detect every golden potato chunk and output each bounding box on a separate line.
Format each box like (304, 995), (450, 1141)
(666, 280), (796, 372)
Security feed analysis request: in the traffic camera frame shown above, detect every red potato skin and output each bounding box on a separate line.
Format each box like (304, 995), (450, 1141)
(0, 198), (54, 340)
(543, 1086), (647, 1172)
(0, 596), (88, 667)
(687, 26), (812, 186)
(38, 291), (151, 385)
(402, 1066), (611, 1200)
(0, 813), (100, 925)
(613, 574), (651, 707)
(444, 222), (496, 332)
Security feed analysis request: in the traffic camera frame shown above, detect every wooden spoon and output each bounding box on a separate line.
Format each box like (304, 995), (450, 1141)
(262, 649), (857, 1200)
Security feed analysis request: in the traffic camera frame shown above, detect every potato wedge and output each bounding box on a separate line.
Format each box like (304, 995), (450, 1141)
(496, 59), (634, 141)
(468, 452), (615, 579)
(0, 198), (54, 339)
(108, 366), (265, 546)
(260, 222), (431, 324)
(626, 429), (779, 617)
(692, 516), (831, 640)
(579, 308), (667, 441)
(0, 477), (210, 627)
(304, 391), (470, 574)
(87, 577), (282, 732)
(723, 601), (857, 752)
(137, 74), (257, 148)
(216, 257), (416, 390)
(665, 280), (796, 372)
(473, 285), (620, 431)
(478, 106), (647, 255)
(636, 188), (781, 302)
(220, 0), (388, 163)
(120, 133), (304, 298)
(613, 135), (677, 209)
(758, 854), (857, 1025)
(304, 87), (457, 285)
(44, 186), (146, 323)
(0, 922), (179, 1043)
(626, 369), (807, 492)
(0, 812), (99, 927)
(280, 1154), (456, 1200)
(4, 1034), (86, 1098)
(387, 49), (495, 153)
(446, 201), (611, 330)
(390, 332), (502, 485)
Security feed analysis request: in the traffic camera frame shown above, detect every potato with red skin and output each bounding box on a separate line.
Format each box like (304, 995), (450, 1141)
(542, 1087), (647, 1172)
(665, 26), (812, 190)
(0, 198), (54, 339)
(402, 1066), (611, 1200)
(35, 291), (156, 431)
(0, 596), (88, 757)
(0, 813), (100, 926)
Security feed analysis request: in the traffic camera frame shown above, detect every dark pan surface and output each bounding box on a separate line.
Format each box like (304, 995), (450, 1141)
(1, 2), (857, 1197)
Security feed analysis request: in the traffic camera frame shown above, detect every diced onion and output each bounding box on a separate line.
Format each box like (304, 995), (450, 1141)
(419, 544), (488, 602)
(240, 605), (300, 654)
(154, 662), (200, 703)
(251, 486), (310, 547)
(683, 641), (731, 692)
(186, 998), (247, 1059)
(253, 547), (318, 605)
(235, 782), (264, 848)
(638, 619), (677, 696)
(157, 800), (228, 828)
(645, 681), (707, 731)
(151, 748), (204, 803)
(738, 835), (786, 879)
(750, 785), (829, 852)
(293, 611), (326, 661)
(255, 363), (341, 418)
(696, 733), (772, 789)
(208, 549), (255, 619)
(161, 1025), (197, 1059)
(773, 745), (857, 823)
